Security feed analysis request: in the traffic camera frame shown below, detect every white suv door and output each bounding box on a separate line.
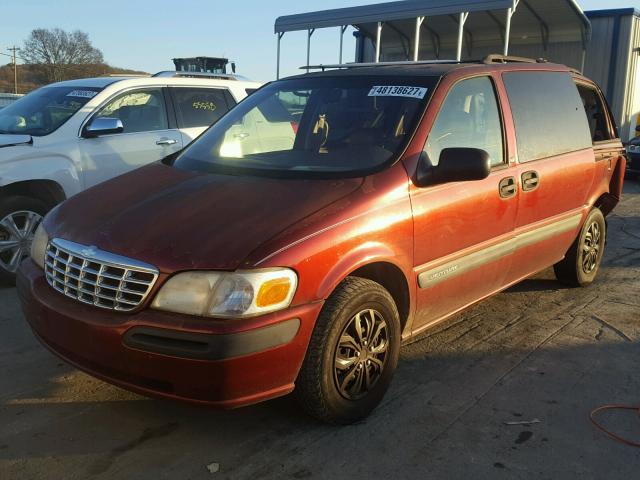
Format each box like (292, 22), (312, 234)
(79, 87), (182, 188)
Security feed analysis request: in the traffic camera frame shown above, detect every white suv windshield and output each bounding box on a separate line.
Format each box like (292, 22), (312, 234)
(174, 76), (437, 178)
(0, 86), (102, 136)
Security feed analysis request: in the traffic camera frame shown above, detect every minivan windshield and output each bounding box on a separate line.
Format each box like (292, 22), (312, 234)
(0, 86), (102, 136)
(174, 76), (438, 177)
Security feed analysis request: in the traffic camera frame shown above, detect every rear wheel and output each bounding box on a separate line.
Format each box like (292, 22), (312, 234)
(295, 277), (401, 424)
(0, 196), (48, 283)
(554, 208), (606, 287)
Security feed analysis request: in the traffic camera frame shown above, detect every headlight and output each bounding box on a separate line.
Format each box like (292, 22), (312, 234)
(151, 268), (298, 318)
(30, 223), (49, 270)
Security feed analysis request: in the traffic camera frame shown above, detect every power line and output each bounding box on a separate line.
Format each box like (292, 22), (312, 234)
(7, 46), (20, 94)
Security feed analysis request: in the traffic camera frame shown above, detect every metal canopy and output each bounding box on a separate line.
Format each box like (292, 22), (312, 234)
(275, 0), (515, 33)
(274, 0), (592, 78)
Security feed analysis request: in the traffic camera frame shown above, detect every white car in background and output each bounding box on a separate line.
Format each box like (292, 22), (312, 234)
(0, 72), (261, 280)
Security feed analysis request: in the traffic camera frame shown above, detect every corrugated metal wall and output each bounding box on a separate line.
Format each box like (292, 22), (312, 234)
(584, 13), (640, 140)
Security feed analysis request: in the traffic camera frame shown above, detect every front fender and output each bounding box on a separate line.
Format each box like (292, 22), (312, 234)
(316, 242), (405, 300)
(0, 154), (81, 198)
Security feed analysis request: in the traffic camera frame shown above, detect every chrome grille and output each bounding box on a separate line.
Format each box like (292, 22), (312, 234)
(44, 238), (159, 312)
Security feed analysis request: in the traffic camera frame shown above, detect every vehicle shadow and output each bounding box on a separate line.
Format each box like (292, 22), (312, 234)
(2, 335), (640, 480)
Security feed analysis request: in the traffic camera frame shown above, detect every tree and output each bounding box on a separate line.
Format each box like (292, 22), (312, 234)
(22, 28), (104, 83)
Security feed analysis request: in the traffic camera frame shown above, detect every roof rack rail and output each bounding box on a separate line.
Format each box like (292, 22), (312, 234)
(152, 71), (249, 81)
(105, 74), (150, 78)
(303, 60), (465, 71)
(483, 54), (548, 65)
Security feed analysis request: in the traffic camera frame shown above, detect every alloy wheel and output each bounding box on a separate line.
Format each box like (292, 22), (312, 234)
(333, 308), (389, 401)
(0, 210), (43, 273)
(582, 221), (602, 274)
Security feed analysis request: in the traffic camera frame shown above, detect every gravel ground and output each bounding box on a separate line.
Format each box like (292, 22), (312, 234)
(1, 181), (639, 480)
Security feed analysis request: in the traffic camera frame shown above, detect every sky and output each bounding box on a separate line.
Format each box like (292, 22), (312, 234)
(1, 0), (638, 82)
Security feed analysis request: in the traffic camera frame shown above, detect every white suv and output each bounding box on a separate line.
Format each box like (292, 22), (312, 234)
(0, 72), (261, 280)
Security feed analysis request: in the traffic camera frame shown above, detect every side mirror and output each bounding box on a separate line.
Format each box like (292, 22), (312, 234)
(416, 148), (492, 187)
(83, 117), (124, 138)
(635, 125), (640, 133)
(231, 62), (237, 74)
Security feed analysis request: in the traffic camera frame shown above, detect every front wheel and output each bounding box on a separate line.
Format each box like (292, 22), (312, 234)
(0, 196), (48, 283)
(295, 277), (401, 424)
(554, 208), (606, 287)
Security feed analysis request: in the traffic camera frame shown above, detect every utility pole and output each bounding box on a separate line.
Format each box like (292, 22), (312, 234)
(7, 46), (20, 94)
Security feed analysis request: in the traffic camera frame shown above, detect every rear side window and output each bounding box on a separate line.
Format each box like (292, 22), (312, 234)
(576, 83), (614, 143)
(503, 72), (592, 163)
(170, 88), (235, 129)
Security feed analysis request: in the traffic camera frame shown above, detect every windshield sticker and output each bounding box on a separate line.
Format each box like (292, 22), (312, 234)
(66, 90), (98, 99)
(368, 86), (428, 99)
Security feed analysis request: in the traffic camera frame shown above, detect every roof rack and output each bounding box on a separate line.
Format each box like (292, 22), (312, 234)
(106, 74), (150, 78)
(303, 59), (465, 71)
(483, 54), (549, 64)
(303, 55), (555, 72)
(301, 54), (570, 74)
(152, 71), (249, 81)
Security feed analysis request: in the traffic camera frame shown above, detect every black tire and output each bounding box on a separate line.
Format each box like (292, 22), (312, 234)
(0, 196), (50, 283)
(554, 208), (606, 287)
(295, 277), (401, 424)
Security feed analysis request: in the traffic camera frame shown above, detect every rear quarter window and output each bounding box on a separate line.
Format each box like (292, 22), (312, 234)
(170, 87), (236, 129)
(503, 71), (592, 163)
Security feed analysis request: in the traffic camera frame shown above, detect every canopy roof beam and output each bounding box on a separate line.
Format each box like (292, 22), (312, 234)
(387, 20), (412, 59)
(487, 10), (506, 44)
(521, 0), (549, 51)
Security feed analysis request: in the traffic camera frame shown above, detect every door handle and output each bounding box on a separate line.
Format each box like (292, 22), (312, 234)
(156, 139), (177, 146)
(521, 171), (539, 192)
(499, 176), (517, 199)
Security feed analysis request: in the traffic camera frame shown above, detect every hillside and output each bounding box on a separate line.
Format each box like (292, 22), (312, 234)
(0, 63), (148, 94)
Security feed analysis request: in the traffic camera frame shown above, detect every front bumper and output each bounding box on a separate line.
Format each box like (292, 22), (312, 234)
(17, 260), (323, 408)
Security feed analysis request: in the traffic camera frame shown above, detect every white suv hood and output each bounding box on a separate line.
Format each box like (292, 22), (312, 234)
(0, 134), (32, 148)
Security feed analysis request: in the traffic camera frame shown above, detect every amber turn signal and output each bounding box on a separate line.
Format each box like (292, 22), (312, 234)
(256, 278), (292, 307)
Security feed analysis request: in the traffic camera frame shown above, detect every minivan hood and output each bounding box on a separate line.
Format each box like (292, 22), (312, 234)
(45, 163), (363, 272)
(0, 134), (32, 148)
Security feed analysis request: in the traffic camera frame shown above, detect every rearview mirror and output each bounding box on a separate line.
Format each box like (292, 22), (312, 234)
(83, 117), (124, 138)
(416, 148), (492, 187)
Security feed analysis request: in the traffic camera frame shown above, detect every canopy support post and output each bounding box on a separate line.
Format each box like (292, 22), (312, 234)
(414, 17), (425, 62)
(456, 12), (469, 61)
(306, 28), (315, 73)
(339, 25), (348, 64)
(276, 32), (284, 80)
(580, 28), (588, 74)
(375, 22), (383, 63)
(504, 8), (513, 55)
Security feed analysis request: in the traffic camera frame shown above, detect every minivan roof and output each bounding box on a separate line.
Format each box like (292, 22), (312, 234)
(286, 60), (573, 80)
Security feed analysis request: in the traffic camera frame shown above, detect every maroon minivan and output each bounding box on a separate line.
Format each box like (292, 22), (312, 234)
(18, 57), (626, 424)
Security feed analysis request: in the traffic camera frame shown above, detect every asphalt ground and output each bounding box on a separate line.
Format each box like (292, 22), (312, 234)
(1, 180), (639, 479)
